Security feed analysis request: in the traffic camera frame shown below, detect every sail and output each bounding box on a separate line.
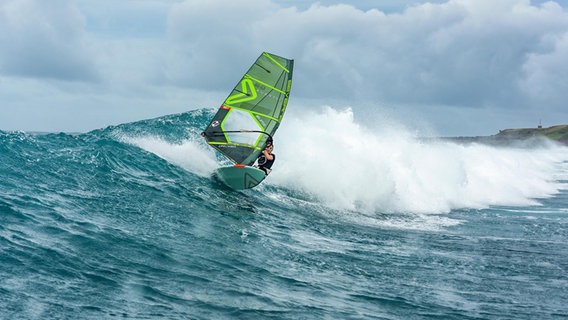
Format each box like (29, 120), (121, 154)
(201, 52), (294, 165)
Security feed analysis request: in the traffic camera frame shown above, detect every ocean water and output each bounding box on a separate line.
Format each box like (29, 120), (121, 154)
(1, 108), (567, 319)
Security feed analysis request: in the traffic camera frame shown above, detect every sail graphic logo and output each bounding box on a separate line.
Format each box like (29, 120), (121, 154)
(226, 79), (257, 104)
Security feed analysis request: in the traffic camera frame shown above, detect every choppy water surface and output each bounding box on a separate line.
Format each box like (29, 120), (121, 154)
(1, 109), (567, 319)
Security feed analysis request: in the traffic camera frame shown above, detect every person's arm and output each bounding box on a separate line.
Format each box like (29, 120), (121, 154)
(263, 149), (274, 160)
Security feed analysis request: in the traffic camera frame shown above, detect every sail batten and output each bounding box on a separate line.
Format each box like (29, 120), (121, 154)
(202, 52), (294, 165)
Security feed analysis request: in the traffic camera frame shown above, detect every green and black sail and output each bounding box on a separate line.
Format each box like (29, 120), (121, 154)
(201, 52), (294, 165)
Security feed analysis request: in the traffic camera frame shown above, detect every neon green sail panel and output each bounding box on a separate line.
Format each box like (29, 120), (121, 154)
(201, 52), (294, 165)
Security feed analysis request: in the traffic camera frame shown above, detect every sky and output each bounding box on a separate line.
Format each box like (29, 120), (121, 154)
(0, 0), (567, 136)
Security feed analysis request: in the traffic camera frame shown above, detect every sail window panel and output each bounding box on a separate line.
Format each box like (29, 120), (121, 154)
(227, 132), (260, 147)
(223, 109), (262, 146)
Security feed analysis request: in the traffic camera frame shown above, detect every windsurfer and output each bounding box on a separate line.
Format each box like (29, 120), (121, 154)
(256, 142), (275, 175)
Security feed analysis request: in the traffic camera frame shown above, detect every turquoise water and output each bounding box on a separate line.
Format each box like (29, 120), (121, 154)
(1, 109), (567, 319)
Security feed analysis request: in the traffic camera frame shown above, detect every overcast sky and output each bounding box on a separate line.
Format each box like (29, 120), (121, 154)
(0, 0), (567, 136)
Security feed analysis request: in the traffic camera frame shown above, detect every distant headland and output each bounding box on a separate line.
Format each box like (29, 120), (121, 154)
(438, 125), (568, 146)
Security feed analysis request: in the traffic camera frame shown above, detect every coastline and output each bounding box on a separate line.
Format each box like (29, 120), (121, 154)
(434, 125), (568, 147)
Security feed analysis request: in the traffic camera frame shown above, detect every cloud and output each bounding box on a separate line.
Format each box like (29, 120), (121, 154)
(0, 0), (566, 134)
(164, 0), (568, 112)
(163, 0), (281, 89)
(0, 0), (98, 81)
(521, 29), (568, 111)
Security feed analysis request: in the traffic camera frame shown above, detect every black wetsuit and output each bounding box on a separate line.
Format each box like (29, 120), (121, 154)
(257, 153), (275, 174)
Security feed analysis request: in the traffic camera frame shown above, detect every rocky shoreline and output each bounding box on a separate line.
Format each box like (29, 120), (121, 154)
(436, 125), (568, 147)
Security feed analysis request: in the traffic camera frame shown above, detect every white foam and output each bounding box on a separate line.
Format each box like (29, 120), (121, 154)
(120, 107), (568, 215)
(269, 106), (568, 214)
(124, 136), (219, 177)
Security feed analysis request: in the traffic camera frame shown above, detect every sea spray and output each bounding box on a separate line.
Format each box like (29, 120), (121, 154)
(110, 107), (567, 214)
(269, 107), (567, 213)
(122, 136), (219, 178)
